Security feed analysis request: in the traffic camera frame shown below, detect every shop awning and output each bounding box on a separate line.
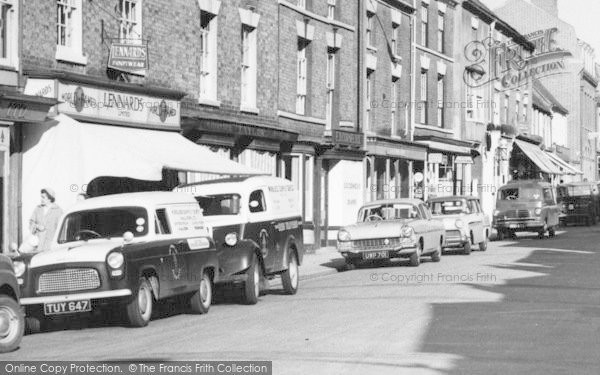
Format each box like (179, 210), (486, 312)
(513, 139), (563, 175)
(21, 114), (264, 228)
(545, 151), (583, 175)
(416, 140), (472, 155)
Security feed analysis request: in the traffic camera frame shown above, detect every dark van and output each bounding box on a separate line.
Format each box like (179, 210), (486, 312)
(557, 182), (599, 226)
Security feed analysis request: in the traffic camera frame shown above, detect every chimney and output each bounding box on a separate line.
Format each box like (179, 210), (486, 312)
(530, 0), (558, 16)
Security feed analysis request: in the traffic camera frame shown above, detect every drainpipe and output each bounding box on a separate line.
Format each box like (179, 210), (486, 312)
(409, 10), (417, 199)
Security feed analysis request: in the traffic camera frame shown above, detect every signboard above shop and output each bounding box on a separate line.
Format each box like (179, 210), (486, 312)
(24, 79), (180, 130)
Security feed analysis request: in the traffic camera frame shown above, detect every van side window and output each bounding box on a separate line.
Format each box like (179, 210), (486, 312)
(543, 188), (554, 205)
(249, 190), (266, 213)
(155, 209), (171, 234)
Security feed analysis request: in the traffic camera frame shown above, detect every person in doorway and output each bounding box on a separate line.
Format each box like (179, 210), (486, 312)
(22, 188), (63, 252)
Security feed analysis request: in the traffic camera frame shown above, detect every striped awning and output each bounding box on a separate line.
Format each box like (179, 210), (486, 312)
(545, 151), (584, 175)
(514, 140), (563, 175)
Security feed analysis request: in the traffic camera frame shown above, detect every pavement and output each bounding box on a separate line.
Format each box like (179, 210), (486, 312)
(299, 246), (343, 281)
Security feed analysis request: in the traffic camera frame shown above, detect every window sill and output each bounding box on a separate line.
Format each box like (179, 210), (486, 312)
(55, 48), (88, 66)
(198, 98), (221, 108)
(240, 105), (260, 115)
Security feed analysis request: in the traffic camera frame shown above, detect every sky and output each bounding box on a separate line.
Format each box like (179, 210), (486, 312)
(557, 0), (600, 59)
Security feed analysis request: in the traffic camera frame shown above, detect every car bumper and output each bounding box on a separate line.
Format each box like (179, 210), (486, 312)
(494, 220), (544, 231)
(20, 289), (132, 305)
(338, 245), (418, 259)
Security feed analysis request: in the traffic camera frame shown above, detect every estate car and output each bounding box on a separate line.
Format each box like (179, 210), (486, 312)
(12, 192), (218, 329)
(175, 176), (304, 304)
(337, 199), (445, 267)
(493, 180), (561, 240)
(428, 196), (490, 255)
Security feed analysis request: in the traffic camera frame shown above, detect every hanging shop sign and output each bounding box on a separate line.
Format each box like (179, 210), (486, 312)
(108, 42), (149, 73)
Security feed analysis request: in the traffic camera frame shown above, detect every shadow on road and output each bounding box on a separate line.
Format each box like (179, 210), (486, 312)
(418, 226), (600, 374)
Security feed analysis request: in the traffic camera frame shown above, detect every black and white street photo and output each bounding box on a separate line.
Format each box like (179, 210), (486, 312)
(0, 0), (599, 374)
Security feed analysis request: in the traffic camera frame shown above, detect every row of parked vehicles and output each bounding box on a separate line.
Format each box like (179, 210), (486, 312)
(0, 176), (304, 353)
(336, 179), (600, 268)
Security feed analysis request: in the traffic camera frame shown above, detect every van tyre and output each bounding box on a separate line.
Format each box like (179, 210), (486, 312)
(189, 272), (212, 314)
(242, 254), (260, 305)
(479, 239), (488, 251)
(0, 297), (24, 353)
(282, 250), (299, 295)
(125, 277), (153, 327)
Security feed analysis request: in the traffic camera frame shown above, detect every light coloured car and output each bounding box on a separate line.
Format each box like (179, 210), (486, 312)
(337, 199), (445, 267)
(427, 196), (490, 255)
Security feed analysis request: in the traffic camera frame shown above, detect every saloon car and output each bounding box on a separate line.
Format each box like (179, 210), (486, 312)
(428, 196), (490, 254)
(0, 254), (24, 353)
(493, 180), (561, 240)
(175, 176), (304, 304)
(337, 199), (445, 267)
(557, 182), (599, 226)
(12, 192), (218, 329)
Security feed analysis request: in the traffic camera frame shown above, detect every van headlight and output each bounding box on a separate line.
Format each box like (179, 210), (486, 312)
(12, 261), (25, 278)
(534, 208), (542, 216)
(225, 232), (238, 246)
(107, 252), (124, 269)
(455, 219), (464, 229)
(337, 230), (351, 242)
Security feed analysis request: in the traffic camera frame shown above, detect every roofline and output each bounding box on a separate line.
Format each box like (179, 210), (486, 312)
(462, 0), (535, 52)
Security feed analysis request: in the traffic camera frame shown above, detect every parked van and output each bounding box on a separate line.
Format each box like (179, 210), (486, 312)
(175, 176), (304, 304)
(493, 180), (561, 240)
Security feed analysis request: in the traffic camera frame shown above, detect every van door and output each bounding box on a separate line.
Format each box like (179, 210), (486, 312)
(246, 189), (277, 272)
(154, 208), (185, 295)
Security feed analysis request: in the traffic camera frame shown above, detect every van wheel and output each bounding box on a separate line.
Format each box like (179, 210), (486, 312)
(282, 250), (299, 295)
(479, 239), (488, 251)
(0, 297), (24, 353)
(189, 272), (212, 314)
(125, 277), (153, 327)
(242, 254), (260, 305)
(463, 241), (471, 255)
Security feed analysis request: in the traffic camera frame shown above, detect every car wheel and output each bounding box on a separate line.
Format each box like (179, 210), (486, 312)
(463, 241), (471, 255)
(431, 243), (442, 262)
(189, 272), (212, 314)
(409, 243), (421, 267)
(479, 239), (488, 251)
(282, 250), (299, 295)
(242, 254), (260, 305)
(0, 297), (24, 353)
(125, 277), (153, 327)
(496, 230), (505, 241)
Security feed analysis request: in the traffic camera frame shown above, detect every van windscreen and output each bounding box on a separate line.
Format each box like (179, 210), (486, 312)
(499, 188), (542, 201)
(196, 194), (241, 216)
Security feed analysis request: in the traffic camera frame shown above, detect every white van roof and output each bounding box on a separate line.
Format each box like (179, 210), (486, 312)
(176, 176), (295, 196)
(66, 192), (198, 214)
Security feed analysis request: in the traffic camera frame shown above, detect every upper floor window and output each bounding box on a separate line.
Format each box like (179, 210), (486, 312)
(391, 24), (399, 56)
(0, 0), (17, 67)
(437, 75), (444, 127)
(199, 11), (218, 102)
(297, 0), (306, 9)
(296, 40), (308, 115)
(56, 0), (86, 64)
(366, 11), (375, 48)
(437, 12), (444, 53)
(118, 0), (142, 43)
(420, 70), (428, 124)
(391, 78), (398, 135)
(327, 0), (336, 20)
(366, 70), (374, 131)
(326, 50), (336, 130)
(241, 24), (258, 110)
(420, 4), (428, 48)
(522, 93), (529, 123)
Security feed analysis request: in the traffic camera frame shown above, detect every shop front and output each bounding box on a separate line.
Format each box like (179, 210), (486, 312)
(0, 90), (56, 252)
(21, 72), (262, 244)
(415, 136), (475, 199)
(365, 135), (428, 202)
(317, 130), (365, 246)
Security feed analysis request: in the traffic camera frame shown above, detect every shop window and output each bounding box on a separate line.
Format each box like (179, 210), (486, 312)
(241, 24), (258, 110)
(439, 157), (453, 180)
(296, 40), (308, 115)
(0, 0), (17, 68)
(249, 190), (266, 213)
(199, 10), (218, 102)
(56, 0), (86, 64)
(304, 155), (313, 222)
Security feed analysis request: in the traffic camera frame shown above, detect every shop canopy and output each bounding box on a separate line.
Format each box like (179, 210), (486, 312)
(21, 114), (264, 233)
(545, 151), (583, 175)
(513, 139), (563, 175)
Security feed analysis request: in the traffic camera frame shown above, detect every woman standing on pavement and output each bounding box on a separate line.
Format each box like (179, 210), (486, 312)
(22, 188), (63, 252)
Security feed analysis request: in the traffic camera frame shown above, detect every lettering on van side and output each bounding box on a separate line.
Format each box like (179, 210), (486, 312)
(274, 220), (301, 232)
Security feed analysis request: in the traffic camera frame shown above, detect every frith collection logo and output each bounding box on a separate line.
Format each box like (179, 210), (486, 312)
(464, 27), (572, 89)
